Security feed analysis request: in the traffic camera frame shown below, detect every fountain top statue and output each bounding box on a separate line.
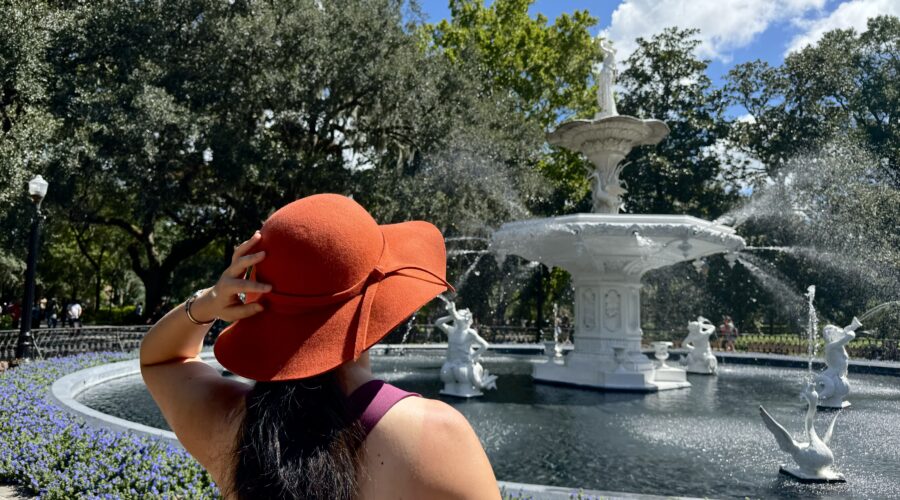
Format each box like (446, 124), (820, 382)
(594, 39), (618, 119)
(547, 36), (669, 214)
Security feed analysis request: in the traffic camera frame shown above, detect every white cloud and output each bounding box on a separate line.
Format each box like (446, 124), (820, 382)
(785, 0), (900, 54)
(604, 0), (826, 62)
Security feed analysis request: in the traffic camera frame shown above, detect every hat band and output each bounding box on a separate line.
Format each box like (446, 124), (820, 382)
(261, 264), (451, 314)
(262, 263), (453, 359)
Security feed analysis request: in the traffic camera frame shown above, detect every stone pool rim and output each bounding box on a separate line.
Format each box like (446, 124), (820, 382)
(49, 355), (213, 442)
(49, 346), (900, 500)
(51, 345), (900, 444)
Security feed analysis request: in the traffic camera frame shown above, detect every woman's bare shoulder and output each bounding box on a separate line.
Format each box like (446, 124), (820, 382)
(368, 396), (501, 499)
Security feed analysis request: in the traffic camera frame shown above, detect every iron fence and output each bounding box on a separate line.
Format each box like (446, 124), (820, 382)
(0, 326), (151, 362)
(641, 330), (900, 362)
(381, 323), (574, 345)
(2, 325), (898, 364)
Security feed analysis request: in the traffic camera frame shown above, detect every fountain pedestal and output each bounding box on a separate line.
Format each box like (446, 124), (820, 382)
(534, 278), (670, 390)
(534, 279), (685, 390)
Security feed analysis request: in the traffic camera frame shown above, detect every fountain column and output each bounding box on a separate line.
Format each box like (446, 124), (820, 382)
(535, 267), (681, 390)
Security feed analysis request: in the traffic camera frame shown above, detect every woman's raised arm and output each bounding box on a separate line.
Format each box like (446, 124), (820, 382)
(139, 231), (271, 479)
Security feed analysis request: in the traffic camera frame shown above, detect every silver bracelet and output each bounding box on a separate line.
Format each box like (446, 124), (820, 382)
(185, 289), (215, 325)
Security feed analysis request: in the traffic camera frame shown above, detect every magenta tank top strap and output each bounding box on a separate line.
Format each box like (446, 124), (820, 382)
(348, 380), (420, 436)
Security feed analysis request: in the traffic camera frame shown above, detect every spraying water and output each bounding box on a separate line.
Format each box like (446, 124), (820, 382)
(736, 256), (807, 322)
(721, 139), (900, 319)
(445, 236), (490, 243)
(454, 252), (488, 292)
(396, 314), (417, 357)
(805, 285), (818, 379)
(858, 301), (900, 322)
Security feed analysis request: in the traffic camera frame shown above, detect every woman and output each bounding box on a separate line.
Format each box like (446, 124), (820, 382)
(140, 194), (500, 499)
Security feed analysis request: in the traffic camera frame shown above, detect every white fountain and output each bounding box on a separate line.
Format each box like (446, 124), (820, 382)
(490, 39), (745, 391)
(434, 301), (498, 398)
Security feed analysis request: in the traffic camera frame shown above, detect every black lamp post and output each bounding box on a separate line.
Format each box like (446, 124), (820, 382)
(14, 175), (49, 365)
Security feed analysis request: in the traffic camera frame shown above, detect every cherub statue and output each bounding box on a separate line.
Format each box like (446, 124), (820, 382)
(814, 317), (862, 408)
(435, 302), (498, 398)
(594, 39), (619, 119)
(681, 316), (718, 374)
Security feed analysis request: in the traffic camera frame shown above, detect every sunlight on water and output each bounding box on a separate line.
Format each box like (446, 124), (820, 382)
(77, 353), (900, 499)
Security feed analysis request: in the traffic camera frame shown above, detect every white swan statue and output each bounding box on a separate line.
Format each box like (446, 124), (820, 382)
(759, 383), (845, 483)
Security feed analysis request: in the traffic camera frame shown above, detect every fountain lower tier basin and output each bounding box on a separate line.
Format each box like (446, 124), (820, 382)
(491, 213), (745, 277)
(76, 353), (900, 499)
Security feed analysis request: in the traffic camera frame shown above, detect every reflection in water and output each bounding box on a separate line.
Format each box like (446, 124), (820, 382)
(76, 353), (900, 499)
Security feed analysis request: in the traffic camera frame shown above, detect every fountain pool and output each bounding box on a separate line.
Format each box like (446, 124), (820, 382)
(75, 352), (900, 499)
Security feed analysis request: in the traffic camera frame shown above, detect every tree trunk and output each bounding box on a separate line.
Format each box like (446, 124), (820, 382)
(95, 273), (102, 312)
(143, 272), (169, 322)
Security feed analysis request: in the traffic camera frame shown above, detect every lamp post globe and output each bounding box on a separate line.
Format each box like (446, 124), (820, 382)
(15, 175), (49, 364)
(28, 175), (49, 205)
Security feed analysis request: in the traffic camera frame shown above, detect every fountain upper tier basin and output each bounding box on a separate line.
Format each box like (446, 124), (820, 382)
(491, 213), (745, 279)
(547, 115), (670, 158)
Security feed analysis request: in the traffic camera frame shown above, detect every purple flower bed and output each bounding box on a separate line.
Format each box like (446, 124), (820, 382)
(0, 353), (218, 499)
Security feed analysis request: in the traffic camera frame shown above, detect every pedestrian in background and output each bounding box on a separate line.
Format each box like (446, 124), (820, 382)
(723, 315), (739, 352)
(10, 302), (21, 329)
(68, 300), (83, 332)
(48, 298), (59, 328)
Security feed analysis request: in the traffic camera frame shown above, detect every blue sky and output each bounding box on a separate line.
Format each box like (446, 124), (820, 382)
(417, 0), (899, 107)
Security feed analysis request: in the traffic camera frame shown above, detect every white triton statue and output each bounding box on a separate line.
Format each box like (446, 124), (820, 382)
(759, 384), (845, 483)
(815, 317), (862, 408)
(435, 302), (498, 398)
(681, 316), (718, 374)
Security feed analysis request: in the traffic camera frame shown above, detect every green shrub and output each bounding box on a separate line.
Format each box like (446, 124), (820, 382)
(87, 306), (139, 326)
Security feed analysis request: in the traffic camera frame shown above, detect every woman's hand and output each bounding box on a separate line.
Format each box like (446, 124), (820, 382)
(190, 231), (273, 323)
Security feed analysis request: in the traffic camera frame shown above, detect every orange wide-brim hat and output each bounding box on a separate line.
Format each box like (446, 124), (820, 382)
(214, 194), (452, 381)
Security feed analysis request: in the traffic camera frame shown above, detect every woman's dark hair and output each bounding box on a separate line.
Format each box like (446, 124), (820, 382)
(231, 316), (415, 499)
(232, 372), (365, 500)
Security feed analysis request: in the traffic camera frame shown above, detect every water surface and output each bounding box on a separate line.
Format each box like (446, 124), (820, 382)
(76, 353), (900, 499)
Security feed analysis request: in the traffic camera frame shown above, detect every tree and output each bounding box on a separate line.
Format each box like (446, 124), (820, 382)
(431, 0), (601, 128)
(0, 0), (60, 213)
(430, 0), (603, 217)
(617, 27), (738, 218)
(37, 0), (536, 314)
(723, 16), (900, 334)
(0, 0), (63, 295)
(727, 16), (900, 182)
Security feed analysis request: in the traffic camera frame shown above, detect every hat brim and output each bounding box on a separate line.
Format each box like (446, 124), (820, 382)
(214, 221), (449, 381)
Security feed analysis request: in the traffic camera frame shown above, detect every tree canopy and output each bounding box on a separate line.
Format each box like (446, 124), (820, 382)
(4, 0), (542, 313)
(727, 15), (900, 183)
(1, 0), (896, 336)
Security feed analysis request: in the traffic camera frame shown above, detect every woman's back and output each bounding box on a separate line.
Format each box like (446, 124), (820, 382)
(187, 373), (499, 499)
(354, 390), (500, 499)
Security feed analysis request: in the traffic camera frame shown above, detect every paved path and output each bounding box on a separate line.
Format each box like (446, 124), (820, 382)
(0, 485), (28, 499)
